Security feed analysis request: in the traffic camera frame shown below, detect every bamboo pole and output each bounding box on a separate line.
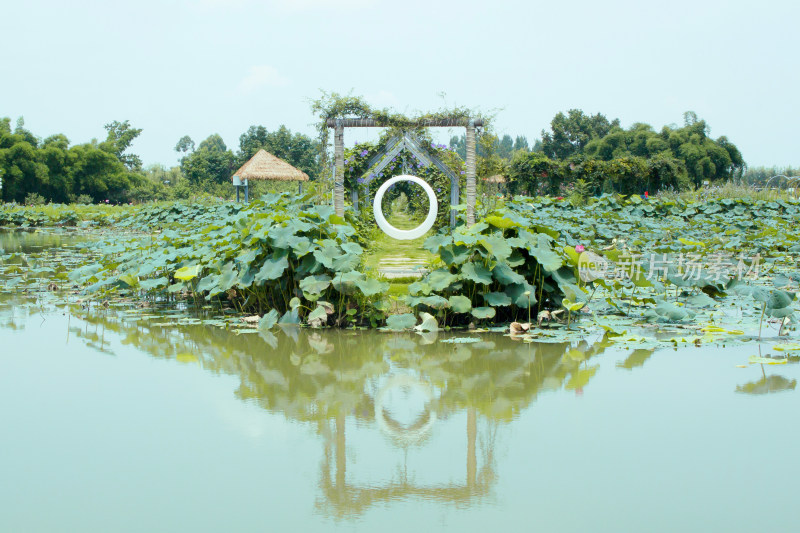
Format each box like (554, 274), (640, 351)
(334, 120), (345, 216)
(465, 118), (477, 226)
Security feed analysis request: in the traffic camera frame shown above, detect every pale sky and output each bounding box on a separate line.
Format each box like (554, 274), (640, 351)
(3, 0), (797, 168)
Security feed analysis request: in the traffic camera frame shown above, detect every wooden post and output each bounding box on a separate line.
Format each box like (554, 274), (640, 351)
(450, 175), (459, 227)
(334, 120), (345, 216)
(351, 187), (359, 213)
(465, 118), (477, 226)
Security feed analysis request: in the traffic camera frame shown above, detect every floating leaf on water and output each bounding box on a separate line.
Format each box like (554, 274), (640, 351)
(440, 337), (481, 344)
(748, 355), (787, 365)
(773, 343), (800, 351)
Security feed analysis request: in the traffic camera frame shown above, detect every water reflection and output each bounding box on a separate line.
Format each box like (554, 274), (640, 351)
(56, 306), (615, 516)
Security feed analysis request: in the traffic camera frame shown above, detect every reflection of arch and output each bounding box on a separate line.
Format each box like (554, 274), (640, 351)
(318, 408), (491, 518)
(61, 307), (615, 518)
(374, 373), (437, 446)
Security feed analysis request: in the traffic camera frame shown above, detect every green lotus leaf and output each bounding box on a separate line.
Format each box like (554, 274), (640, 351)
(471, 306), (496, 319)
(332, 271), (365, 293)
(767, 290), (794, 310)
(486, 215), (521, 229)
(279, 309), (301, 325)
(254, 256), (288, 282)
(332, 253), (360, 272)
(287, 235), (314, 257)
(355, 277), (388, 297)
(505, 282), (537, 308)
(269, 225), (296, 249)
(313, 244), (343, 269)
(420, 295), (450, 309)
(386, 313), (417, 331)
(340, 242), (364, 255)
(461, 262), (493, 285)
(448, 295), (472, 313)
(479, 235), (513, 262)
(299, 274), (332, 295)
(423, 234), (453, 253)
(235, 248), (258, 266)
(258, 309), (279, 331)
(427, 269), (458, 291)
(174, 265), (201, 282)
(439, 244), (472, 265)
(492, 262), (525, 286)
(483, 291), (512, 306)
(307, 305), (328, 326)
(195, 274), (218, 293)
(138, 277), (168, 291)
(408, 281), (432, 296)
(118, 274), (139, 287)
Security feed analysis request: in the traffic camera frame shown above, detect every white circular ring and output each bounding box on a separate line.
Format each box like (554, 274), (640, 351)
(373, 174), (438, 240)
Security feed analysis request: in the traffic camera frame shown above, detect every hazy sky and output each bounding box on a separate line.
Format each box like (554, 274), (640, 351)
(3, 0), (797, 168)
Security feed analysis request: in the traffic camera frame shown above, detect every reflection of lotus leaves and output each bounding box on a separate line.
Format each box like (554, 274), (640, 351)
(374, 374), (437, 446)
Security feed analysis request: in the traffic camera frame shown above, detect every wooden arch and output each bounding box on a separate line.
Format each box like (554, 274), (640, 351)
(327, 117), (483, 227)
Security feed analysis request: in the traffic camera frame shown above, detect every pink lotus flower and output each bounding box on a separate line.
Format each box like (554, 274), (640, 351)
(575, 244), (585, 253)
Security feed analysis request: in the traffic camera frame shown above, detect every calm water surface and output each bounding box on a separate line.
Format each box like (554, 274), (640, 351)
(1, 230), (799, 532)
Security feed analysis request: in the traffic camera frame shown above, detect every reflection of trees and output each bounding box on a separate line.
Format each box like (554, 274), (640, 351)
(64, 307), (613, 517)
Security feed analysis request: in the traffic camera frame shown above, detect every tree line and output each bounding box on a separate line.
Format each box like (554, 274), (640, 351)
(0, 117), (320, 204)
(453, 110), (746, 196)
(1, 107), (770, 205)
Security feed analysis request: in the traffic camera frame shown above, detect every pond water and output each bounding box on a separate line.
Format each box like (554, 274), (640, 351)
(2, 230), (799, 532)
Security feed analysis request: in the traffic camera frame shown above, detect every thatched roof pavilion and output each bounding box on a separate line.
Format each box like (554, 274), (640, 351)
(483, 174), (506, 184)
(231, 149), (309, 183)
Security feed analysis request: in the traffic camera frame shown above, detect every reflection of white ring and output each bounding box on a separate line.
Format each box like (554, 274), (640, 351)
(373, 175), (438, 240)
(374, 374), (436, 446)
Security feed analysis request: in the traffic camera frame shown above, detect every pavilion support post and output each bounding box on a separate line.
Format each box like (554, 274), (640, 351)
(351, 187), (359, 213)
(450, 175), (459, 227)
(465, 119), (477, 226)
(334, 120), (345, 216)
(236, 185), (240, 203)
(244, 181), (249, 203)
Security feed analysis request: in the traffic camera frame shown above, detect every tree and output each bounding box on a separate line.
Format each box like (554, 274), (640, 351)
(180, 134), (235, 184)
(236, 125), (320, 179)
(541, 110), (620, 160)
(101, 120), (142, 171)
(513, 136), (530, 152)
(174, 135), (195, 154)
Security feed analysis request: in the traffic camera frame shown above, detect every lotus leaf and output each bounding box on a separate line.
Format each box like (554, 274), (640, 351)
(386, 313), (417, 331)
(448, 295), (472, 313)
(471, 306), (496, 319)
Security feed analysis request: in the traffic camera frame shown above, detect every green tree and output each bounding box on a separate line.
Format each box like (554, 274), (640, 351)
(180, 134), (235, 184)
(541, 110), (620, 160)
(174, 135), (195, 155)
(101, 120), (142, 171)
(237, 125), (320, 179)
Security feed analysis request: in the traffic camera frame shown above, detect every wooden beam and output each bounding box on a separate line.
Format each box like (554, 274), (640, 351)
(326, 118), (484, 128)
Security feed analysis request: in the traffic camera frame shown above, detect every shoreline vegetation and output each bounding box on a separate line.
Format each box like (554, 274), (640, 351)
(2, 186), (798, 353)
